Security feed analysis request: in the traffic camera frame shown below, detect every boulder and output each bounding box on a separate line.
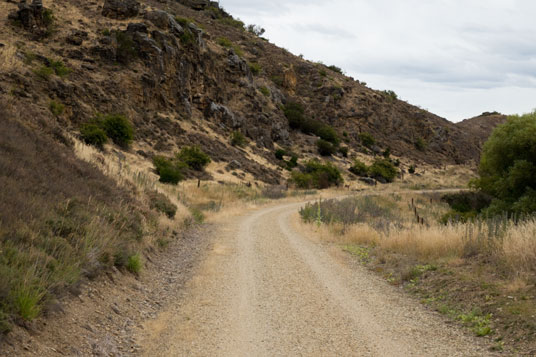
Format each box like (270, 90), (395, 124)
(8, 0), (50, 35)
(102, 0), (140, 19)
(66, 30), (88, 46)
(359, 177), (377, 186)
(206, 102), (243, 129)
(145, 10), (184, 37)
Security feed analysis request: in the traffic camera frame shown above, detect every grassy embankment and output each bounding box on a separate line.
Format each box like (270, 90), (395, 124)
(299, 192), (536, 353)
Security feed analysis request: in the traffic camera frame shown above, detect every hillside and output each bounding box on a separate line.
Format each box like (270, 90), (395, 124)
(0, 0), (503, 188)
(456, 112), (507, 149)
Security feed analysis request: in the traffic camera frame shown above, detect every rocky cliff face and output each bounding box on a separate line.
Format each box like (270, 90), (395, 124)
(0, 0), (503, 184)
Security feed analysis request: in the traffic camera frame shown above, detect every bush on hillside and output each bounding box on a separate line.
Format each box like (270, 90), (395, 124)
(80, 123), (108, 148)
(317, 125), (339, 145)
(368, 159), (398, 183)
(415, 137), (427, 151)
(472, 112), (536, 215)
(291, 160), (343, 189)
(338, 146), (349, 157)
(349, 159), (368, 176)
(153, 156), (185, 184)
(316, 139), (337, 156)
(283, 101), (305, 129)
(275, 148), (286, 160)
(358, 132), (375, 148)
(101, 114), (134, 148)
(230, 131), (247, 147)
(177, 146), (211, 171)
(147, 191), (177, 218)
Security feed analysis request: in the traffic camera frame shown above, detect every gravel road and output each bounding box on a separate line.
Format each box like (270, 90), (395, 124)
(138, 201), (493, 356)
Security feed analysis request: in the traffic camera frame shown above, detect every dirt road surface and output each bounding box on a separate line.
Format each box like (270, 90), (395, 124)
(138, 201), (492, 356)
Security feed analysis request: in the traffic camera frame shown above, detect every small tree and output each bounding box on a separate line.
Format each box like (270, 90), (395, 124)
(358, 132), (375, 148)
(472, 112), (536, 214)
(102, 114), (134, 148)
(177, 146), (211, 171)
(349, 160), (368, 176)
(316, 139), (336, 156)
(368, 159), (398, 183)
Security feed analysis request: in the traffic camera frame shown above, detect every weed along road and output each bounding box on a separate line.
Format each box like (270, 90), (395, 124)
(138, 200), (492, 356)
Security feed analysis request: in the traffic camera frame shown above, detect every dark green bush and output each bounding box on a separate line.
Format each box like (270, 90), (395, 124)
(283, 101), (305, 129)
(275, 149), (286, 160)
(230, 131), (247, 147)
(153, 156), (185, 184)
(102, 114), (134, 148)
(317, 125), (339, 145)
(177, 146), (211, 171)
(472, 112), (536, 215)
(328, 65), (343, 74)
(368, 159), (398, 183)
(408, 165), (416, 174)
(349, 160), (368, 176)
(382, 147), (391, 158)
(300, 118), (324, 135)
(80, 123), (108, 148)
(358, 132), (375, 148)
(316, 139), (337, 156)
(383, 90), (398, 101)
(441, 192), (492, 214)
(338, 146), (349, 157)
(49, 60), (71, 77)
(286, 155), (298, 170)
(147, 191), (177, 218)
(291, 160), (343, 189)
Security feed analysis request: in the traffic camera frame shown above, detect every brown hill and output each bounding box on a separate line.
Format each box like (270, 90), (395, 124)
(456, 112), (507, 148)
(0, 0), (504, 184)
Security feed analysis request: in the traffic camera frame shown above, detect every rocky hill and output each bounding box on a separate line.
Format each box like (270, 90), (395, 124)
(0, 0), (503, 185)
(456, 112), (507, 149)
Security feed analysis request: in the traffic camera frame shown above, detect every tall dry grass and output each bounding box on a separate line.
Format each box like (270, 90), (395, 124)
(303, 195), (536, 277)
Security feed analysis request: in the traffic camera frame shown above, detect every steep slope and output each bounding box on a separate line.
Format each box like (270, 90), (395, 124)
(0, 0), (502, 188)
(456, 112), (507, 149)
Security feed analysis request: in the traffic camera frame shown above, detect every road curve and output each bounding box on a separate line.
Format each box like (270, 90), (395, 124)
(138, 201), (491, 356)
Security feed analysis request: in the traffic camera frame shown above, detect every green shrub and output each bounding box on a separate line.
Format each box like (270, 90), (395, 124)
(358, 132), (375, 148)
(189, 208), (205, 223)
(415, 137), (427, 151)
(383, 90), (398, 101)
(275, 148), (286, 160)
(49, 60), (71, 77)
(126, 254), (142, 274)
(338, 146), (349, 157)
(153, 156), (185, 184)
(409, 165), (416, 174)
(317, 126), (339, 145)
(382, 147), (391, 158)
(49, 100), (64, 116)
(246, 24), (265, 36)
(175, 16), (193, 27)
(291, 160), (343, 189)
(349, 160), (368, 176)
(368, 159), (398, 183)
(249, 62), (262, 75)
(80, 123), (108, 148)
(271, 75), (284, 87)
(102, 114), (134, 148)
(148, 191), (177, 218)
(259, 86), (270, 97)
(177, 146), (211, 171)
(230, 131), (247, 147)
(286, 155), (298, 170)
(34, 65), (54, 80)
(300, 118), (323, 135)
(328, 65), (343, 74)
(316, 139), (337, 156)
(472, 112), (536, 215)
(179, 29), (195, 46)
(283, 101), (305, 129)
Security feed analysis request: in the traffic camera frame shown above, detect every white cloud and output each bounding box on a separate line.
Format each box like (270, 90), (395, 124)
(219, 0), (536, 121)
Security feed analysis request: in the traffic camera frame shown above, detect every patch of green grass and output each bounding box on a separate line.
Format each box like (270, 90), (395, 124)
(249, 62), (262, 75)
(343, 245), (371, 263)
(230, 131), (247, 147)
(218, 17), (245, 30)
(189, 208), (205, 224)
(49, 60), (71, 77)
(126, 254), (142, 274)
(12, 285), (46, 321)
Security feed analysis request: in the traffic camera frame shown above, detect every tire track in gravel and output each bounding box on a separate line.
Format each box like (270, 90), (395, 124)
(138, 199), (494, 356)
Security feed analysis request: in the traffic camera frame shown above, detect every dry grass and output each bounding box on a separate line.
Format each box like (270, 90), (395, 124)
(301, 194), (536, 277)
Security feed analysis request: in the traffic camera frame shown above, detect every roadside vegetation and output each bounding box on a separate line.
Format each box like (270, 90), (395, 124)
(299, 113), (536, 353)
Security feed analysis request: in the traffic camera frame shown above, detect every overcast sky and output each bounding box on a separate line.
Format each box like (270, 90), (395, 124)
(219, 0), (536, 122)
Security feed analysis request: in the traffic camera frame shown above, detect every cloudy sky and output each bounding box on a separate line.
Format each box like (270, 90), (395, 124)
(219, 0), (536, 122)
